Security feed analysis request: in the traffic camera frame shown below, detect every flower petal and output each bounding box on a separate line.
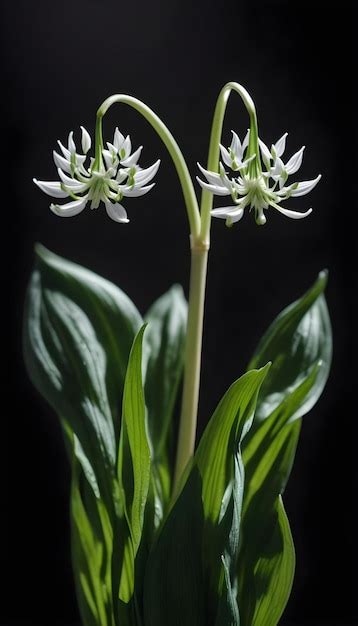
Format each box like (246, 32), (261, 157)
(289, 175), (321, 197)
(57, 140), (70, 159)
(113, 128), (125, 151)
(57, 168), (90, 195)
(116, 168), (128, 184)
(285, 146), (305, 175)
(102, 149), (116, 170)
(53, 150), (71, 173)
(197, 162), (223, 186)
(270, 200), (312, 219)
(230, 131), (242, 160)
(211, 205), (244, 222)
(33, 178), (69, 198)
(242, 129), (250, 152)
(68, 131), (76, 154)
(120, 146), (143, 167)
(219, 144), (232, 168)
(57, 168), (86, 188)
(121, 183), (155, 197)
(196, 177), (231, 196)
(50, 196), (88, 217)
(134, 160), (160, 186)
(259, 138), (272, 168)
(105, 201), (129, 223)
(81, 126), (92, 154)
(120, 135), (132, 159)
(272, 132), (288, 158)
(218, 163), (236, 191)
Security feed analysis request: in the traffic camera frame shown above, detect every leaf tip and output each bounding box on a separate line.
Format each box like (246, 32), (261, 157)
(34, 242), (58, 266)
(317, 268), (329, 289)
(34, 242), (48, 258)
(261, 361), (272, 375)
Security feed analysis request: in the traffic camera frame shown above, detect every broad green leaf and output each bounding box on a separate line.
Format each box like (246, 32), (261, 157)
(248, 270), (332, 426)
(24, 271), (116, 508)
(114, 325), (151, 607)
(238, 375), (316, 624)
(243, 366), (319, 507)
(26, 244), (142, 430)
(197, 366), (270, 621)
(143, 366), (270, 626)
(239, 271), (332, 625)
(196, 366), (270, 524)
(23, 245), (143, 506)
(23, 246), (145, 623)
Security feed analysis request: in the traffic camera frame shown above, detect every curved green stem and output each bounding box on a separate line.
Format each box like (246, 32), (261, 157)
(97, 95), (201, 238)
(200, 82), (261, 243)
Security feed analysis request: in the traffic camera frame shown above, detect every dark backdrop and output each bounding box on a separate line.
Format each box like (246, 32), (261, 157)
(2, 0), (355, 624)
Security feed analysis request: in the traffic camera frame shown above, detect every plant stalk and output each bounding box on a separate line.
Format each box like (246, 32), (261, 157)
(173, 238), (209, 493)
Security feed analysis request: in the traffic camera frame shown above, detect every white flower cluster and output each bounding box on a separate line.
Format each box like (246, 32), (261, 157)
(197, 130), (321, 226)
(34, 126), (160, 223)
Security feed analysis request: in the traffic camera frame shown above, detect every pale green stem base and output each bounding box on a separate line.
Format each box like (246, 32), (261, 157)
(173, 240), (209, 493)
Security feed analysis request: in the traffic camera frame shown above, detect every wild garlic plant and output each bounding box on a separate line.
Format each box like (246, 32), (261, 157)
(24, 82), (332, 626)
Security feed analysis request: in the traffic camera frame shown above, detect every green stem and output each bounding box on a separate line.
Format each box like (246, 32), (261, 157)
(173, 238), (209, 493)
(96, 95), (201, 238)
(93, 115), (104, 170)
(200, 81), (261, 243)
(173, 82), (260, 492)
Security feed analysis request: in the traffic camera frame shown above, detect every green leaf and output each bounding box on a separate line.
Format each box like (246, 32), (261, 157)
(143, 366), (270, 626)
(238, 271), (332, 625)
(24, 271), (115, 507)
(119, 324), (151, 554)
(196, 366), (270, 524)
(25, 244), (142, 431)
(63, 422), (115, 626)
(248, 269), (332, 426)
(250, 497), (295, 626)
(114, 325), (151, 608)
(23, 245), (143, 506)
(23, 245), (145, 624)
(143, 284), (187, 526)
(143, 468), (206, 626)
(144, 284), (187, 462)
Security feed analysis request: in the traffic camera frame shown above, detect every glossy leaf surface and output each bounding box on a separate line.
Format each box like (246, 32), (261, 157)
(144, 366), (270, 626)
(239, 271), (332, 625)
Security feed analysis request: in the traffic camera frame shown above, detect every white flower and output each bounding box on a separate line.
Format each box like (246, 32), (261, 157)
(197, 130), (320, 226)
(34, 126), (160, 223)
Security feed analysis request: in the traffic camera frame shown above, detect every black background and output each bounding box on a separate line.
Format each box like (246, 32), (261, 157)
(2, 0), (355, 624)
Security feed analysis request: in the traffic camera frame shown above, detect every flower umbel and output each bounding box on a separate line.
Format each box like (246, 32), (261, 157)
(197, 130), (321, 226)
(34, 126), (160, 223)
